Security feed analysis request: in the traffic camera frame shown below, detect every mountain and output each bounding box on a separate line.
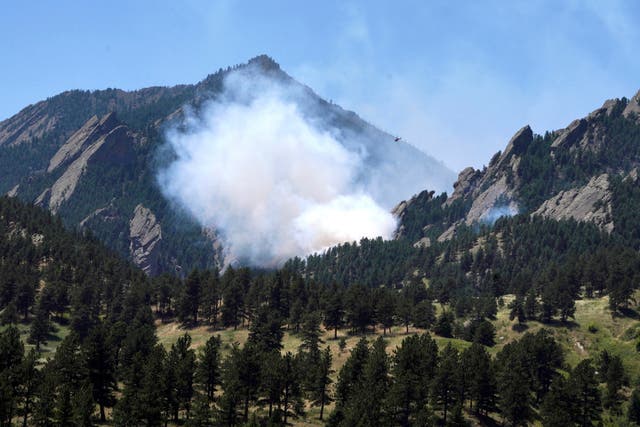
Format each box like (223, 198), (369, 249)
(0, 55), (454, 275)
(394, 89), (640, 247)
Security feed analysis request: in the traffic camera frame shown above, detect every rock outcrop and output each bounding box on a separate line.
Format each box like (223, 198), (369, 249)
(533, 174), (613, 232)
(37, 114), (135, 213)
(446, 167), (481, 205)
(0, 102), (57, 146)
(551, 119), (588, 149)
(129, 205), (162, 275)
(48, 113), (119, 172)
(464, 176), (519, 225)
(624, 90), (640, 120)
(496, 125), (533, 168)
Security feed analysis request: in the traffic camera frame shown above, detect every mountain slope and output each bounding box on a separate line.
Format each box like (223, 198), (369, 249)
(395, 90), (640, 245)
(0, 56), (455, 274)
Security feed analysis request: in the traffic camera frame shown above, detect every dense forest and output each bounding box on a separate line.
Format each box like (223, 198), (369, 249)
(2, 194), (640, 426)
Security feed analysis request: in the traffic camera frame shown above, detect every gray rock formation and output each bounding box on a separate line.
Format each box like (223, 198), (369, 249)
(446, 166), (481, 206)
(34, 114), (135, 213)
(534, 174), (613, 232)
(48, 113), (119, 172)
(623, 90), (640, 120)
(129, 204), (162, 275)
(496, 125), (533, 168)
(465, 176), (519, 225)
(551, 119), (588, 149)
(0, 102), (58, 146)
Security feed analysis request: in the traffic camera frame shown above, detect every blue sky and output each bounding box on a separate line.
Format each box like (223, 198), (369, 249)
(1, 1), (639, 171)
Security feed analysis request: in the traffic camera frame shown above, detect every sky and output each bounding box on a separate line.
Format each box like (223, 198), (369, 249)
(1, 1), (639, 172)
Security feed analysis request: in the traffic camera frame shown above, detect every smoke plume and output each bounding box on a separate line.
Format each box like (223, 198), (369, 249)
(158, 69), (418, 266)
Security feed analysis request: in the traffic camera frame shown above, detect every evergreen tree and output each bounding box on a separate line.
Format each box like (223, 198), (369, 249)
(387, 333), (438, 426)
(395, 294), (413, 334)
(323, 283), (345, 339)
(569, 359), (601, 427)
(84, 323), (117, 422)
(218, 344), (244, 426)
(168, 333), (196, 421)
(343, 337), (390, 427)
(197, 335), (222, 402)
(433, 310), (454, 337)
(17, 349), (39, 427)
(178, 270), (202, 325)
(603, 354), (626, 411)
(334, 337), (370, 407)
(312, 346), (333, 420)
(375, 289), (396, 335)
(28, 305), (51, 352)
(496, 343), (532, 426)
(431, 343), (461, 424)
(412, 299), (435, 330)
(0, 326), (24, 425)
(298, 311), (323, 393)
(247, 305), (283, 353)
(462, 343), (496, 416)
(200, 269), (221, 326)
(540, 376), (574, 427)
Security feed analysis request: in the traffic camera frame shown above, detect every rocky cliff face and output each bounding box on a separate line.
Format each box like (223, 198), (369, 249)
(534, 174), (613, 232)
(33, 113), (135, 213)
(129, 204), (162, 276)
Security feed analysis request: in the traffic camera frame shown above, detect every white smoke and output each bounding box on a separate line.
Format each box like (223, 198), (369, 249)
(158, 71), (398, 266)
(481, 204), (519, 225)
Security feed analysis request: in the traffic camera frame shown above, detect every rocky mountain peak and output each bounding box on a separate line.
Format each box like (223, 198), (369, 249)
(499, 125), (533, 163)
(623, 89), (640, 119)
(247, 54), (281, 72)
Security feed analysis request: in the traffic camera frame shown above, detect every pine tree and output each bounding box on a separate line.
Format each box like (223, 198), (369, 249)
(540, 376), (574, 427)
(323, 283), (344, 339)
(196, 335), (222, 402)
(431, 343), (461, 424)
(375, 289), (396, 335)
(343, 337), (390, 427)
(28, 305), (51, 352)
(179, 270), (202, 325)
(218, 344), (243, 426)
(168, 333), (196, 421)
(387, 334), (438, 426)
(462, 343), (496, 415)
(84, 323), (117, 422)
(0, 326), (24, 425)
(312, 346), (334, 420)
(200, 269), (221, 326)
(247, 305), (283, 353)
(603, 354), (626, 411)
(496, 343), (532, 426)
(412, 299), (435, 330)
(569, 359), (601, 427)
(17, 349), (39, 427)
(395, 294), (413, 334)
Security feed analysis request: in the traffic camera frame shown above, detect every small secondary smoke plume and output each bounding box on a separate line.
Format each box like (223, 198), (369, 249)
(158, 70), (398, 266)
(481, 204), (519, 225)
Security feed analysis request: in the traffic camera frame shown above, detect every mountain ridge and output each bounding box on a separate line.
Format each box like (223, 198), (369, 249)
(0, 55), (454, 274)
(394, 89), (640, 246)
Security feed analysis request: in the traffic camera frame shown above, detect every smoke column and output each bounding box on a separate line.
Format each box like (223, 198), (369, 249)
(158, 71), (398, 266)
